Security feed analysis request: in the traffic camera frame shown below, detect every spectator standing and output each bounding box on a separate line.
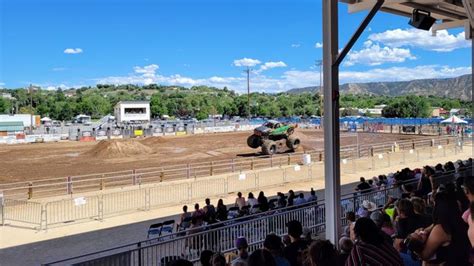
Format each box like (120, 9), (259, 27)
(258, 191), (269, 212)
(231, 237), (249, 266)
(346, 217), (403, 266)
(264, 234), (290, 266)
(235, 192), (246, 210)
(204, 198), (216, 223)
(192, 203), (204, 225)
(307, 188), (318, 202)
(179, 205), (192, 229)
(247, 192), (258, 207)
(283, 220), (309, 266)
(288, 190), (296, 206)
(216, 199), (227, 221)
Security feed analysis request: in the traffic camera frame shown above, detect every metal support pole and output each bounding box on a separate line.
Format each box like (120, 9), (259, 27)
(323, 0), (342, 245)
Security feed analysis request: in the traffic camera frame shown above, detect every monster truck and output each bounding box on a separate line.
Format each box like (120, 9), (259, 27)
(247, 120), (300, 155)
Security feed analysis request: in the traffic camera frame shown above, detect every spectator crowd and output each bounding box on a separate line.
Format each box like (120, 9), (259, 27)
(167, 158), (473, 266)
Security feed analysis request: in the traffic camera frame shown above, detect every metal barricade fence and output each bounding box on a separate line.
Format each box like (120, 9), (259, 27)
(44, 196), (101, 229)
(43, 168), (469, 265)
(0, 136), (460, 200)
(1, 198), (42, 229)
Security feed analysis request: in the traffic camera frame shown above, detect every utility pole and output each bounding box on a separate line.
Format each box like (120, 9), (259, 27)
(244, 67), (251, 118)
(29, 84), (34, 133)
(315, 60), (323, 116)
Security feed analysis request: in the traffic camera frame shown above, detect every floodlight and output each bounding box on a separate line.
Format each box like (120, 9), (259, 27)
(408, 9), (436, 30)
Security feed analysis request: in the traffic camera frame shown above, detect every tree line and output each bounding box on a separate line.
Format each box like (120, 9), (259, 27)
(0, 84), (471, 120)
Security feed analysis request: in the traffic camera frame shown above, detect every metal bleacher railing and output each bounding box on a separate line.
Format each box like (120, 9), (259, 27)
(42, 167), (472, 266)
(0, 137), (466, 231)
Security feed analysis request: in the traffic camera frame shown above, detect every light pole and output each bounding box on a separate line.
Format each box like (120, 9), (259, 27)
(244, 67), (251, 118)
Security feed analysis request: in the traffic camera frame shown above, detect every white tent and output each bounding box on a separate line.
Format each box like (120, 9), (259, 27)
(40, 117), (52, 122)
(440, 115), (467, 124)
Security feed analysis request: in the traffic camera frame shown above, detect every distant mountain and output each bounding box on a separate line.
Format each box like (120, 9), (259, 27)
(287, 74), (472, 101)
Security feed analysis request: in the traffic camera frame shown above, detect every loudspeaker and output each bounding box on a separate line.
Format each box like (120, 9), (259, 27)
(408, 9), (436, 30)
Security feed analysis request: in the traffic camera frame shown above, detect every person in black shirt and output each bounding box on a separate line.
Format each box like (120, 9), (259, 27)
(355, 177), (371, 194)
(283, 220), (309, 266)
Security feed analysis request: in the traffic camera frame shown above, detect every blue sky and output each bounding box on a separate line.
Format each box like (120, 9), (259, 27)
(0, 0), (472, 92)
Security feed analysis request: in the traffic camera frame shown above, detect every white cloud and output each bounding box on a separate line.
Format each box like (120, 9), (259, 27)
(369, 28), (471, 52)
(315, 42), (323, 48)
(291, 44), (301, 48)
(233, 58), (261, 67)
(64, 48), (83, 54)
(339, 65), (471, 83)
(257, 61), (287, 73)
(95, 63), (471, 93)
(345, 40), (416, 66)
(52, 67), (67, 71)
(0, 82), (5, 86)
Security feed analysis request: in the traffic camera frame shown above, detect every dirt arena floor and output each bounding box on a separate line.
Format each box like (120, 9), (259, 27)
(0, 129), (428, 183)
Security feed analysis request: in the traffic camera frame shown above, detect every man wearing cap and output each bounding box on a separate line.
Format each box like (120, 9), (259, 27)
(231, 237), (249, 266)
(264, 234), (290, 266)
(283, 220), (309, 266)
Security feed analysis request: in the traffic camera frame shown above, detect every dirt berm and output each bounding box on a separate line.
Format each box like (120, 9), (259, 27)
(83, 139), (153, 158)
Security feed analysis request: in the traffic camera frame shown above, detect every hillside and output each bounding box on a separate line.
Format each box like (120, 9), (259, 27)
(287, 74), (472, 100)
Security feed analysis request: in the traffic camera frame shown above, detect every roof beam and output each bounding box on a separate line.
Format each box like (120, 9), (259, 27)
(462, 0), (474, 27)
(401, 2), (467, 20)
(346, 0), (405, 13)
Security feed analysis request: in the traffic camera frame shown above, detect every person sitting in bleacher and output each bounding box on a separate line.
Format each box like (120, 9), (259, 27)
(405, 191), (470, 265)
(264, 234), (290, 266)
(247, 192), (258, 207)
(306, 239), (338, 266)
(294, 193), (306, 206)
(346, 217), (402, 266)
(235, 192), (246, 210)
(306, 188), (317, 202)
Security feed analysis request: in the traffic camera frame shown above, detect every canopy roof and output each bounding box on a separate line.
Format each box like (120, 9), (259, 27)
(341, 0), (473, 39)
(40, 117), (52, 122)
(440, 115), (468, 124)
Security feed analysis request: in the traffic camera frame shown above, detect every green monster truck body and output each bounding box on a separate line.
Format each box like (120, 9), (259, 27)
(247, 120), (300, 155)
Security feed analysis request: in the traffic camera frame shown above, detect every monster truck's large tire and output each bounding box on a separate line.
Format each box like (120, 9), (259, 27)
(247, 135), (262, 149)
(261, 140), (277, 155)
(287, 127), (295, 135)
(287, 137), (300, 151)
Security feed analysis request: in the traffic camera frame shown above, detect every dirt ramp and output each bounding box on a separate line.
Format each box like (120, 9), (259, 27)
(84, 139), (153, 158)
(140, 136), (169, 146)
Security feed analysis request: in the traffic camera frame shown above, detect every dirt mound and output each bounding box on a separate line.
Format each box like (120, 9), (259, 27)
(84, 139), (153, 158)
(140, 136), (169, 146)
